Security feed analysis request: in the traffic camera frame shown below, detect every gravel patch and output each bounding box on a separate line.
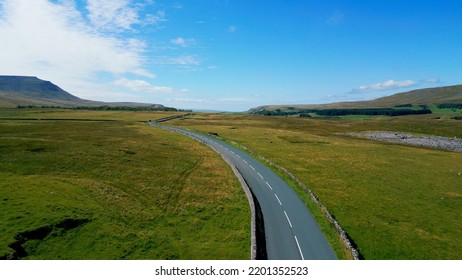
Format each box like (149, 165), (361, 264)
(346, 131), (462, 152)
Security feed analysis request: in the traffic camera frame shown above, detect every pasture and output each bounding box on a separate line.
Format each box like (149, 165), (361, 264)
(169, 113), (462, 259)
(0, 109), (250, 259)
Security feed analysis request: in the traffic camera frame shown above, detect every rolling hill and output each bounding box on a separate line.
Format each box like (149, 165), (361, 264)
(248, 85), (462, 113)
(0, 76), (166, 109)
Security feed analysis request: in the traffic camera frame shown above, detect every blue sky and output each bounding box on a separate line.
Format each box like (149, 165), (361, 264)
(1, 0), (461, 111)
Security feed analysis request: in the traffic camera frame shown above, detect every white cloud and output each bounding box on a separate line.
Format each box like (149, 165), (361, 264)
(0, 0), (159, 100)
(114, 78), (173, 94)
(144, 10), (167, 28)
(154, 55), (200, 66)
(85, 0), (165, 32)
(170, 37), (195, 47)
(171, 37), (186, 46)
(173, 55), (200, 65)
(132, 69), (156, 79)
(146, 54), (202, 74)
(421, 77), (440, 84)
(355, 79), (417, 93)
(86, 0), (139, 31)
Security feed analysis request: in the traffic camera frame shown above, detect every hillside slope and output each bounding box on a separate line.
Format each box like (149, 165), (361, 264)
(364, 85), (462, 107)
(249, 85), (462, 113)
(0, 76), (165, 108)
(0, 76), (81, 101)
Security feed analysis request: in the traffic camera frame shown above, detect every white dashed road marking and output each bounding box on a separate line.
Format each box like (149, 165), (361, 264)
(284, 211), (293, 228)
(294, 236), (305, 260)
(274, 194), (282, 205)
(265, 181), (273, 190)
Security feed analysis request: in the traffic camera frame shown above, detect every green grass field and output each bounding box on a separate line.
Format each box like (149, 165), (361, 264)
(0, 109), (250, 259)
(169, 113), (462, 259)
(0, 107), (187, 121)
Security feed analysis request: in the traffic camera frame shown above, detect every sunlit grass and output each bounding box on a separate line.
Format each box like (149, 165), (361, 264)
(0, 107), (186, 122)
(169, 113), (462, 259)
(0, 110), (250, 259)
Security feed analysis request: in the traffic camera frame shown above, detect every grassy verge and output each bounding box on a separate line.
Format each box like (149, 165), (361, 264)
(169, 113), (462, 259)
(0, 109), (250, 259)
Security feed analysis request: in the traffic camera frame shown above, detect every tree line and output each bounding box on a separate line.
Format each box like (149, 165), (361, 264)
(437, 103), (462, 109)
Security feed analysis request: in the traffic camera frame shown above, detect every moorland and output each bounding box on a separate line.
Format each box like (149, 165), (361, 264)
(0, 109), (250, 259)
(1, 77), (462, 260)
(168, 109), (462, 259)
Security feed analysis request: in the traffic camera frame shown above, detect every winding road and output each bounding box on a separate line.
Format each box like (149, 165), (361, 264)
(148, 122), (336, 260)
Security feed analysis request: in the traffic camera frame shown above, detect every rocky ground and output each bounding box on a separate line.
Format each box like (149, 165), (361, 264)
(346, 131), (462, 152)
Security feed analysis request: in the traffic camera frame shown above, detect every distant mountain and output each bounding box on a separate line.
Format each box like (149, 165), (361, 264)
(0, 76), (166, 108)
(248, 85), (462, 113)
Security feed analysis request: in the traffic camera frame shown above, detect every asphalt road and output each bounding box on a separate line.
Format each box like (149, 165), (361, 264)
(149, 122), (337, 260)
